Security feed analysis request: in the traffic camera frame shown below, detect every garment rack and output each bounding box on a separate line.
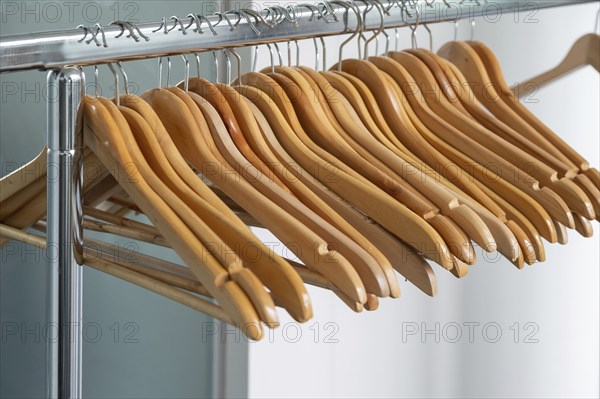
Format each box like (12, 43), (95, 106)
(0, 1), (592, 397)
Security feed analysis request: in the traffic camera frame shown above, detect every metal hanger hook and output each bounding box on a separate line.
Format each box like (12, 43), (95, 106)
(423, 23), (433, 51)
(212, 51), (219, 83)
(401, 0), (420, 49)
(153, 16), (187, 35)
(357, 0), (385, 59)
(94, 65), (99, 97)
(194, 52), (201, 78)
(273, 42), (284, 66)
(227, 48), (243, 85)
(116, 61), (129, 95)
(222, 49), (232, 85)
(157, 56), (172, 87)
(265, 43), (276, 74)
(111, 20), (149, 42)
(330, 0), (362, 70)
(181, 54), (190, 91)
(106, 63), (120, 106)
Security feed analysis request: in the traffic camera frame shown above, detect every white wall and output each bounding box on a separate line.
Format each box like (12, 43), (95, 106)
(247, 3), (600, 398)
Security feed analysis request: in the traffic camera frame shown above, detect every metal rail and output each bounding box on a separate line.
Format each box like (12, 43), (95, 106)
(1, 1), (592, 72)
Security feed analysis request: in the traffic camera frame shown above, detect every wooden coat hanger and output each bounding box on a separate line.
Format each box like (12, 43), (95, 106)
(466, 40), (600, 217)
(237, 85), (437, 295)
(438, 41), (600, 210)
(385, 50), (595, 240)
(412, 49), (581, 178)
(364, 57), (574, 229)
(96, 95), (278, 327)
(209, 57), (399, 297)
(117, 92), (312, 323)
(377, 51), (559, 244)
(240, 94), (420, 296)
(247, 68), (456, 269)
(295, 65), (495, 264)
(184, 87), (375, 311)
(335, 58), (530, 265)
(206, 81), (393, 299)
(376, 52), (594, 222)
(510, 34), (600, 99)
(81, 95), (264, 339)
(316, 69), (539, 264)
(142, 86), (369, 307)
(238, 73), (453, 270)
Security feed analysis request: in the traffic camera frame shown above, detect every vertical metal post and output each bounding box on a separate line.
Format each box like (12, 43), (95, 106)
(46, 67), (84, 399)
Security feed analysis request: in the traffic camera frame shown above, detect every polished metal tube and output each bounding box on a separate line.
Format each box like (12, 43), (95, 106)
(46, 67), (83, 399)
(0, 0), (593, 72)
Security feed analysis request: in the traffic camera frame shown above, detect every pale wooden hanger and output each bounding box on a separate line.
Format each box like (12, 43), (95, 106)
(438, 41), (599, 224)
(238, 73), (453, 270)
(117, 93), (315, 324)
(209, 59), (398, 296)
(237, 85), (437, 295)
(82, 95), (264, 339)
(142, 85), (368, 306)
(466, 40), (600, 218)
(510, 34), (600, 99)
(205, 81), (393, 299)
(367, 58), (574, 230)
(379, 52), (595, 222)
(295, 66), (492, 263)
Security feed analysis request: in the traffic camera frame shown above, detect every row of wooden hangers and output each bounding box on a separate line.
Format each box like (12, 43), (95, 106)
(1, 1), (598, 340)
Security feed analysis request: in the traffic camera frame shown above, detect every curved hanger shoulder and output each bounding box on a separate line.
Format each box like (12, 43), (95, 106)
(82, 96), (263, 339)
(299, 66), (482, 264)
(212, 82), (392, 299)
(148, 87), (368, 306)
(239, 93), (400, 297)
(238, 81), (453, 270)
(241, 88), (436, 296)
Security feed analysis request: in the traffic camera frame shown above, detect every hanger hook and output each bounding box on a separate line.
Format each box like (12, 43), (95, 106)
(357, 0), (385, 59)
(166, 56), (172, 86)
(269, 5), (300, 27)
(594, 8), (599, 33)
(212, 51), (219, 83)
(106, 63), (120, 106)
(294, 40), (300, 66)
(116, 61), (129, 95)
(273, 42), (284, 66)
(194, 52), (201, 77)
(227, 48), (243, 85)
(157, 56), (172, 87)
(312, 37), (321, 70)
(402, 1), (420, 49)
(222, 49), (232, 85)
(252, 46), (259, 73)
(318, 1), (339, 23)
(423, 23), (433, 51)
(240, 9), (269, 34)
(470, 18), (476, 40)
(111, 20), (149, 42)
(330, 0), (362, 70)
(94, 65), (99, 97)
(213, 12), (234, 31)
(157, 57), (162, 87)
(181, 54), (190, 91)
(265, 43), (276, 74)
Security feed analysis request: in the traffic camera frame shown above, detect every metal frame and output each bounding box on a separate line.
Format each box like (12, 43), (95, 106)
(0, 0), (590, 72)
(0, 1), (593, 398)
(45, 67), (84, 399)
